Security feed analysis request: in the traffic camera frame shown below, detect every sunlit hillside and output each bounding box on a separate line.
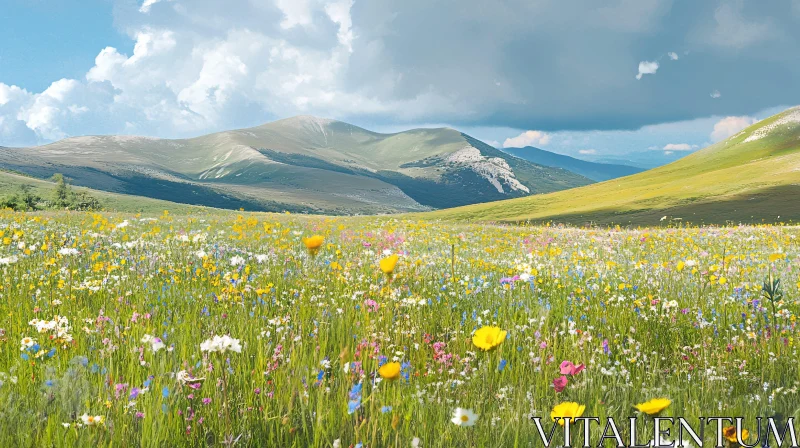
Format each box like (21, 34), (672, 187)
(424, 106), (800, 225)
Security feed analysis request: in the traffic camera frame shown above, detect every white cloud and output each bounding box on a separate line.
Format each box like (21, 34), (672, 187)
(139, 0), (169, 14)
(68, 105), (89, 115)
(275, 0), (313, 29)
(0, 0), (486, 146)
(176, 32), (253, 125)
(668, 52), (679, 60)
(0, 85), (35, 145)
(635, 61), (659, 80)
(128, 29), (177, 65)
(578, 149), (597, 155)
(710, 90), (721, 99)
(16, 79), (80, 140)
(710, 115), (757, 142)
(86, 47), (127, 83)
(0, 83), (28, 107)
(325, 0), (355, 51)
(0, 0), (397, 144)
(503, 130), (551, 148)
(662, 143), (695, 151)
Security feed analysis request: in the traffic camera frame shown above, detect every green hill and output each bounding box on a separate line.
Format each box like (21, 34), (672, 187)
(500, 146), (643, 181)
(0, 169), (201, 214)
(423, 106), (800, 225)
(0, 117), (590, 215)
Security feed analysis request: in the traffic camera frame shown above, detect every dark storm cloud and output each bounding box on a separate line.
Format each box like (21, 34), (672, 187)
(344, 0), (800, 131)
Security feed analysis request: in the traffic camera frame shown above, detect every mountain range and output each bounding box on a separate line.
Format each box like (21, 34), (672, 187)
(0, 116), (592, 214)
(587, 151), (699, 169)
(5, 106), (798, 225)
(499, 146), (643, 181)
(428, 106), (800, 225)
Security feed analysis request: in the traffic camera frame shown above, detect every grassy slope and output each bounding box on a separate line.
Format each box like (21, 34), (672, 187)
(0, 169), (202, 214)
(422, 107), (800, 226)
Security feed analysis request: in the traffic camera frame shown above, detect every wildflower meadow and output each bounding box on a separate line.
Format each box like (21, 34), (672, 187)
(0, 211), (798, 447)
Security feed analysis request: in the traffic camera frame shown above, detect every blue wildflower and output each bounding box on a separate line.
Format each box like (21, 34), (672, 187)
(347, 383), (362, 415)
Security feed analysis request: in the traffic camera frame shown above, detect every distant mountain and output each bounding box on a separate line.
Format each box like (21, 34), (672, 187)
(589, 150), (697, 169)
(427, 106), (800, 225)
(0, 116), (591, 214)
(500, 146), (643, 181)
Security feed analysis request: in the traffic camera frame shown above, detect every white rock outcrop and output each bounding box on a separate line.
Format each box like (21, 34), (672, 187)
(744, 107), (800, 143)
(445, 146), (530, 194)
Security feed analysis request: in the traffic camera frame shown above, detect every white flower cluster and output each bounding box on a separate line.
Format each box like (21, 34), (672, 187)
(141, 334), (166, 352)
(0, 372), (19, 387)
(61, 413), (106, 428)
(29, 316), (73, 346)
(176, 233), (207, 243)
(200, 335), (242, 354)
(79, 414), (105, 427)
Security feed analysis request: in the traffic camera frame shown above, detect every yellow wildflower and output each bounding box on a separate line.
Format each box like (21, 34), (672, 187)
(633, 398), (671, 415)
(303, 235), (324, 255)
(723, 426), (749, 443)
(378, 362), (401, 380)
(550, 402), (585, 426)
(379, 254), (399, 275)
(472, 326), (506, 351)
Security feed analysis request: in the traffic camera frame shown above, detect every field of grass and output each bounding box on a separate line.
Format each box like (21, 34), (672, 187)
(0, 210), (798, 447)
(424, 107), (800, 226)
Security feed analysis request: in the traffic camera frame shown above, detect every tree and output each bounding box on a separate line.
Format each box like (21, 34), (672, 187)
(0, 194), (19, 210)
(51, 173), (70, 209)
(1, 174), (101, 212)
(18, 185), (40, 210)
(70, 191), (102, 211)
(1, 184), (42, 211)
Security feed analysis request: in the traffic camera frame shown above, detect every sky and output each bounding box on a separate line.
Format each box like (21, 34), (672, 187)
(1, 0), (799, 161)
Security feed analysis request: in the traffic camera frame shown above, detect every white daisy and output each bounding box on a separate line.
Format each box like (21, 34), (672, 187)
(200, 335), (242, 353)
(450, 408), (479, 427)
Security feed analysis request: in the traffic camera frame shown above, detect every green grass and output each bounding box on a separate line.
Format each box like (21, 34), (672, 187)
(0, 211), (798, 447)
(422, 107), (800, 226)
(0, 170), (202, 214)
